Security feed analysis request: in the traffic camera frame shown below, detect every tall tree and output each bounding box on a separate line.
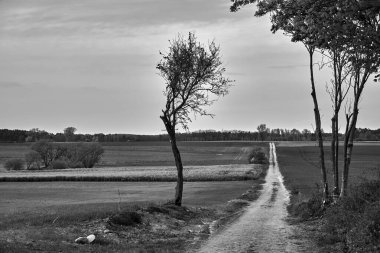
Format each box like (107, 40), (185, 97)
(340, 1), (380, 196)
(231, 0), (330, 203)
(317, 1), (352, 198)
(157, 32), (232, 206)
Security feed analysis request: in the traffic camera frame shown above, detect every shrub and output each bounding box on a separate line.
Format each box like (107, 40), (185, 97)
(345, 201), (380, 252)
(109, 211), (142, 226)
(28, 141), (104, 169)
(248, 148), (268, 164)
(31, 140), (55, 168)
(291, 192), (324, 220)
(25, 151), (42, 170)
(51, 159), (68, 170)
(319, 179), (380, 251)
(4, 159), (25, 170)
(77, 143), (104, 168)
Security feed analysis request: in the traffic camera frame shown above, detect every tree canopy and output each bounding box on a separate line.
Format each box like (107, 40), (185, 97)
(157, 32), (232, 131)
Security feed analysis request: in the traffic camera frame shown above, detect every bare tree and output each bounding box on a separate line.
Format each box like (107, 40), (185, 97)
(157, 32), (232, 206)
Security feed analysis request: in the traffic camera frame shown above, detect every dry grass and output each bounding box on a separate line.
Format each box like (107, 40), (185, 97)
(0, 164), (264, 182)
(0, 180), (266, 253)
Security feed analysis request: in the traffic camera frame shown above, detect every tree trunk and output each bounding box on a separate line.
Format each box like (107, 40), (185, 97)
(161, 115), (184, 206)
(169, 134), (184, 206)
(331, 115), (340, 198)
(340, 107), (358, 197)
(308, 48), (329, 203)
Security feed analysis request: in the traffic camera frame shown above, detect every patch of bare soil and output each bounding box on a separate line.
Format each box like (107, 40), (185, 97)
(0, 183), (264, 253)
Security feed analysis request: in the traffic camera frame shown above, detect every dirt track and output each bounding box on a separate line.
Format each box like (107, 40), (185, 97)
(198, 143), (315, 253)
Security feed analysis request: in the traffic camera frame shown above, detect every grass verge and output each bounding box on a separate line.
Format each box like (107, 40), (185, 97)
(277, 144), (380, 253)
(0, 180), (266, 253)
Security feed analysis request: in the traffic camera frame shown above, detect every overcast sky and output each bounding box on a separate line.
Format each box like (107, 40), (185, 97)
(0, 0), (379, 134)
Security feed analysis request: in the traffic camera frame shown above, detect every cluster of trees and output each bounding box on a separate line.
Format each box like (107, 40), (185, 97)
(5, 140), (104, 171)
(231, 0), (379, 201)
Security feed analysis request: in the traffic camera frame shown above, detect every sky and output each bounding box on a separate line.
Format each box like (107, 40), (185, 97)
(0, 0), (379, 135)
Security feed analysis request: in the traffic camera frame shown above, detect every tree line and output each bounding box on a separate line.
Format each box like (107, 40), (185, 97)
(1, 126), (380, 143)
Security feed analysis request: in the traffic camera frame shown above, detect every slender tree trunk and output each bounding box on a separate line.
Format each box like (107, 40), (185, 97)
(308, 47), (329, 203)
(161, 116), (184, 206)
(331, 115), (339, 198)
(340, 69), (367, 197)
(340, 106), (358, 197)
(169, 134), (184, 206)
(334, 115), (340, 196)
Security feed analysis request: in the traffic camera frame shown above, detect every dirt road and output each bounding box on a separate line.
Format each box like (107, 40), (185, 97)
(198, 143), (314, 253)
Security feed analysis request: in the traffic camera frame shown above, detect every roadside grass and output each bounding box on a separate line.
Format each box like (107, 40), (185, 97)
(0, 179), (266, 253)
(277, 144), (380, 253)
(276, 144), (380, 201)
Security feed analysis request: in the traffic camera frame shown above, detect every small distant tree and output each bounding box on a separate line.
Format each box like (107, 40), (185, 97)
(64, 127), (77, 142)
(31, 140), (55, 168)
(257, 124), (269, 141)
(25, 150), (42, 170)
(157, 32), (232, 206)
(77, 143), (104, 168)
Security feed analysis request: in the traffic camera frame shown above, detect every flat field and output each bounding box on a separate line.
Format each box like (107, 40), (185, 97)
(0, 141), (266, 216)
(0, 141), (263, 170)
(277, 142), (380, 200)
(0, 181), (256, 217)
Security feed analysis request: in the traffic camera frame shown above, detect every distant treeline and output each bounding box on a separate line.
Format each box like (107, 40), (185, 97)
(1, 127), (380, 143)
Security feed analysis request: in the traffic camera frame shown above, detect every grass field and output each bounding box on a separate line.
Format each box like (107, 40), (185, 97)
(0, 141), (268, 252)
(0, 164), (263, 182)
(277, 142), (380, 200)
(0, 181), (258, 217)
(0, 141), (264, 170)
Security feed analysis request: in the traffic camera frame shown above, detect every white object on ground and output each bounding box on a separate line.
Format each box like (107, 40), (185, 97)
(87, 234), (96, 243)
(74, 234), (96, 244)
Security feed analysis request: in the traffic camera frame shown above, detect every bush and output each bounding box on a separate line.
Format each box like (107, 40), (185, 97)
(319, 179), (380, 251)
(248, 148), (268, 164)
(109, 211), (142, 226)
(31, 140), (56, 168)
(28, 141), (104, 169)
(288, 189), (324, 220)
(4, 159), (25, 170)
(25, 151), (42, 170)
(51, 159), (68, 170)
(77, 143), (104, 168)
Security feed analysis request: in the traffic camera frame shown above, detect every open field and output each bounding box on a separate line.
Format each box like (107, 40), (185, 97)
(0, 164), (263, 182)
(0, 141), (265, 170)
(0, 179), (264, 253)
(276, 143), (380, 200)
(0, 141), (268, 252)
(0, 181), (257, 217)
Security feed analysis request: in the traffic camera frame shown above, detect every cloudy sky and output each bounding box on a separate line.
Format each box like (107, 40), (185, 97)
(0, 0), (379, 134)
